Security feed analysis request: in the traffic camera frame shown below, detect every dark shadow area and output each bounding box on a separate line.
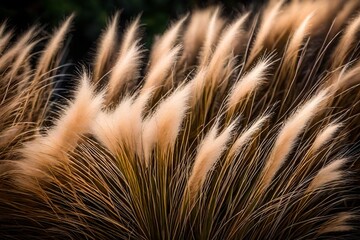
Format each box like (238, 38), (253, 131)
(0, 0), (264, 62)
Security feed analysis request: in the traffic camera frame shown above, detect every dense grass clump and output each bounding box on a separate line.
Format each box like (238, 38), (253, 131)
(1, 0), (360, 239)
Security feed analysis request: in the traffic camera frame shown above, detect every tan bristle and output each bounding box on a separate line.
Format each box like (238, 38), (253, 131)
(142, 83), (192, 164)
(93, 13), (119, 83)
(187, 120), (236, 198)
(306, 158), (345, 193)
(261, 90), (328, 191)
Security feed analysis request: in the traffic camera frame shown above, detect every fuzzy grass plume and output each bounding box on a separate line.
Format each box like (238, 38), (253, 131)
(1, 0), (360, 239)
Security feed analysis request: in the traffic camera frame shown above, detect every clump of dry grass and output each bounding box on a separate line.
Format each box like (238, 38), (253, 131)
(1, 0), (360, 239)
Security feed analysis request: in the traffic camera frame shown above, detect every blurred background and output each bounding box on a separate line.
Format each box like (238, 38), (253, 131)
(0, 0), (264, 62)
